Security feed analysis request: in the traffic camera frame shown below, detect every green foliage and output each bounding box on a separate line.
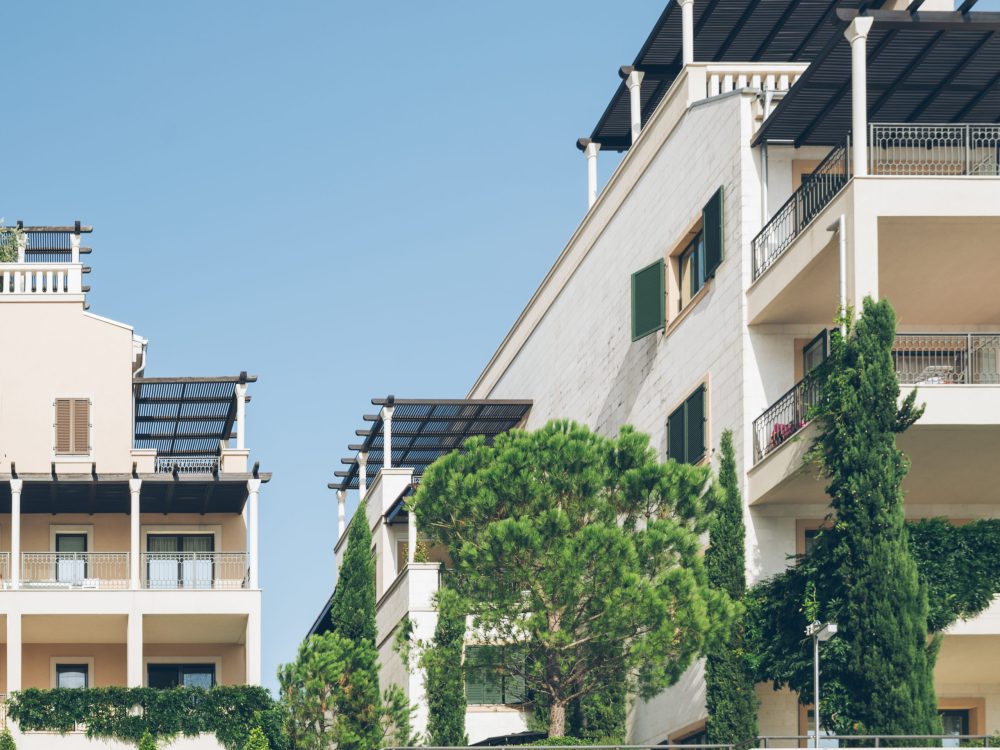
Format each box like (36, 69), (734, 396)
(750, 299), (940, 737)
(411, 420), (736, 737)
(328, 501), (376, 644)
(567, 678), (627, 742)
(0, 225), (22, 264)
(0, 728), (15, 750)
(421, 586), (468, 745)
(138, 731), (157, 750)
(704, 430), (758, 745)
(6, 686), (283, 750)
(243, 726), (270, 750)
(526, 737), (596, 746)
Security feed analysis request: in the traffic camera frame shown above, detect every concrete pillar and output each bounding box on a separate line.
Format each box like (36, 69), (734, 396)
(337, 489), (347, 537)
(127, 612), (143, 687)
(10, 479), (21, 590)
(358, 452), (368, 499)
(246, 609), (262, 685)
(845, 16), (874, 177)
(585, 141), (600, 208)
(626, 69), (645, 144)
(129, 478), (141, 589)
(407, 508), (417, 566)
(680, 0), (695, 66)
(235, 383), (248, 450)
(382, 405), (394, 470)
(247, 478), (261, 589)
(7, 613), (20, 694)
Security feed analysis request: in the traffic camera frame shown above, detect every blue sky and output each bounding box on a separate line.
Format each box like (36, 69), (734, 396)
(5, 0), (995, 692)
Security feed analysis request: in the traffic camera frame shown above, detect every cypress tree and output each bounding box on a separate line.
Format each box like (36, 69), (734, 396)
(704, 429), (758, 744)
(422, 586), (468, 745)
(329, 500), (377, 644)
(811, 298), (939, 736)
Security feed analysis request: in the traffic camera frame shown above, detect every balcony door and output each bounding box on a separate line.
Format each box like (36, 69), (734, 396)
(147, 534), (214, 589)
(55, 533), (87, 585)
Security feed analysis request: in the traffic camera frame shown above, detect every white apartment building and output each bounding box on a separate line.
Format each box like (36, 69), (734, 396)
(0, 224), (266, 748)
(320, 0), (1000, 745)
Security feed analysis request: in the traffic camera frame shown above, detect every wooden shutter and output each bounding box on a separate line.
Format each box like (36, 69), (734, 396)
(631, 259), (665, 341)
(55, 399), (72, 453)
(686, 386), (706, 464)
(503, 647), (526, 704)
(667, 403), (686, 462)
(702, 187), (725, 279)
(464, 646), (503, 704)
(72, 399), (90, 454)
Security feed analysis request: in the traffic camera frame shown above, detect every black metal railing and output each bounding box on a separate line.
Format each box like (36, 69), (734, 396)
(752, 375), (821, 463)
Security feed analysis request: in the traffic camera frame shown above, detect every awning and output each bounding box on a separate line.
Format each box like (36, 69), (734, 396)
(755, 8), (1000, 146)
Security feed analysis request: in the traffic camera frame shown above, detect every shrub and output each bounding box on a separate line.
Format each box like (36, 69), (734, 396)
(0, 728), (16, 750)
(138, 731), (157, 750)
(243, 727), (270, 750)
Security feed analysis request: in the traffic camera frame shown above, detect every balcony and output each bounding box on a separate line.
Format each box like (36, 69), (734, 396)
(153, 456), (220, 474)
(752, 124), (1000, 282)
(0, 226), (89, 300)
(141, 551), (248, 590)
(11, 552), (248, 590)
(21, 553), (129, 590)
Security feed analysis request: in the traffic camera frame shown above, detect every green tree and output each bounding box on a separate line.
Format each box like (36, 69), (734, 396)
(138, 731), (157, 750)
(0, 729), (15, 750)
(328, 500), (376, 644)
(411, 420), (736, 737)
(244, 728), (271, 750)
(421, 586), (468, 745)
(704, 430), (758, 744)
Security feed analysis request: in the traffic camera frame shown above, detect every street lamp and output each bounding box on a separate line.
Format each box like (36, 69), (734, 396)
(805, 621), (838, 749)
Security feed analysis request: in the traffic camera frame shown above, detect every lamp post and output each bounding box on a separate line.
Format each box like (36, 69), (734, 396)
(805, 620), (838, 748)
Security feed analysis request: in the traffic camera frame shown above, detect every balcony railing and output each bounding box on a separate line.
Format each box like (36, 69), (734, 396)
(0, 553), (9, 587)
(753, 333), (1000, 463)
(21, 552), (130, 590)
(141, 552), (248, 590)
(154, 456), (220, 474)
(752, 123), (1000, 281)
(0, 263), (83, 295)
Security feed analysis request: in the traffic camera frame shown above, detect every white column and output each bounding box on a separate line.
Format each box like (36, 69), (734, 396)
(845, 16), (874, 177)
(127, 612), (143, 687)
(358, 452), (368, 499)
(246, 608), (262, 685)
(585, 141), (600, 208)
(680, 0), (695, 66)
(71, 232), (81, 264)
(10, 479), (21, 589)
(407, 508), (417, 566)
(129, 478), (141, 589)
(235, 383), (248, 450)
(626, 69), (645, 144)
(247, 478), (261, 589)
(7, 612), (21, 694)
(337, 489), (346, 537)
(382, 405), (394, 470)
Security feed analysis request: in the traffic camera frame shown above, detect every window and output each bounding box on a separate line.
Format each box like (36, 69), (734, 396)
(667, 385), (707, 464)
(631, 259), (665, 341)
(803, 330), (830, 376)
(56, 533), (88, 585)
(464, 646), (525, 706)
(672, 187), (725, 316)
(148, 663), (216, 689)
(56, 663), (89, 689)
(146, 534), (215, 589)
(668, 726), (708, 746)
(941, 709), (970, 748)
(678, 231), (705, 311)
(54, 398), (90, 455)
(803, 529), (820, 556)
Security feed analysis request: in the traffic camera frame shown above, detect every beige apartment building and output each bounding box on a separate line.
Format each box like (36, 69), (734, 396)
(319, 0), (1000, 746)
(0, 224), (266, 746)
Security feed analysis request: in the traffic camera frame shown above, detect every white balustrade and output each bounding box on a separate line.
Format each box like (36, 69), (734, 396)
(0, 263), (82, 297)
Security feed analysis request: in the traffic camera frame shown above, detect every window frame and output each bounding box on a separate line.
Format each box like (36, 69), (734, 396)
(147, 662), (217, 689)
(464, 644), (527, 707)
(51, 657), (94, 689)
(667, 382), (709, 465)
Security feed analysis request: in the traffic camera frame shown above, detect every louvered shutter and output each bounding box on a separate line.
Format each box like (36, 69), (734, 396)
(703, 187), (724, 279)
(631, 259), (665, 341)
(503, 647), (526, 704)
(686, 387), (706, 463)
(55, 399), (72, 453)
(667, 403), (686, 462)
(72, 399), (90, 454)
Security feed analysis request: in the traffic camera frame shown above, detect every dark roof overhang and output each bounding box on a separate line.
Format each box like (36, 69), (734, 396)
(755, 6), (1000, 146)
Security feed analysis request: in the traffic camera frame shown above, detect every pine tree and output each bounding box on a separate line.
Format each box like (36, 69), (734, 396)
(329, 500), (377, 644)
(138, 732), (157, 750)
(811, 298), (940, 736)
(243, 727), (271, 750)
(422, 586), (468, 745)
(704, 430), (758, 744)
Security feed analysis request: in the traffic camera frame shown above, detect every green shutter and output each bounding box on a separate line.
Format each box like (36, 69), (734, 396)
(686, 386), (706, 463)
(702, 187), (724, 279)
(667, 404), (686, 462)
(503, 647), (526, 705)
(631, 259), (665, 341)
(465, 646), (503, 704)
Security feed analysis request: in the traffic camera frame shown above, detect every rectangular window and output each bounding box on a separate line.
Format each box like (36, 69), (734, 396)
(56, 663), (89, 689)
(803, 330), (829, 376)
(941, 709), (970, 748)
(464, 646), (526, 706)
(55, 398), (90, 455)
(56, 533), (88, 585)
(667, 385), (707, 464)
(148, 663), (217, 689)
(631, 259), (665, 341)
(146, 534), (215, 589)
(678, 231), (705, 311)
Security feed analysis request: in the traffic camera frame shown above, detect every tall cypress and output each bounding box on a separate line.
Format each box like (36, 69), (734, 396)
(704, 430), (758, 744)
(422, 586), (468, 745)
(812, 298), (939, 736)
(329, 500), (377, 644)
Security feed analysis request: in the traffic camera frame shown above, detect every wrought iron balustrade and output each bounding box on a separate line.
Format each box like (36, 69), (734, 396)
(752, 376), (821, 463)
(154, 455), (220, 474)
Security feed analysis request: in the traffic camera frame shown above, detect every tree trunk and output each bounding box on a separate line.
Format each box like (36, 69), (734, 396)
(549, 701), (566, 738)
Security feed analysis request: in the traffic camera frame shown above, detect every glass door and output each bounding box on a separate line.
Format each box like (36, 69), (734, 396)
(55, 533), (87, 585)
(146, 535), (214, 589)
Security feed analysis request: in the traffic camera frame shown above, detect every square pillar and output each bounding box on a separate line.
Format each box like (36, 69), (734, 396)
(129, 478), (141, 589)
(127, 612), (143, 687)
(10, 479), (21, 590)
(247, 478), (261, 589)
(246, 609), (261, 685)
(7, 613), (20, 694)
